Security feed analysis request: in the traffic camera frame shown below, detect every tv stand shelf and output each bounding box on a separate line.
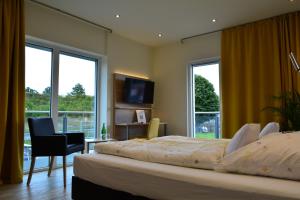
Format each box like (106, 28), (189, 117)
(113, 73), (158, 140)
(115, 122), (167, 126)
(114, 106), (153, 110)
(115, 122), (167, 140)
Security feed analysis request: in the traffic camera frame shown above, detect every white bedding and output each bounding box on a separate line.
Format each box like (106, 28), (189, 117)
(94, 136), (229, 170)
(217, 133), (300, 181)
(73, 153), (300, 200)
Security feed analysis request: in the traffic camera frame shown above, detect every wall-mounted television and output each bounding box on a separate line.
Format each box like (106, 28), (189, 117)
(123, 77), (155, 104)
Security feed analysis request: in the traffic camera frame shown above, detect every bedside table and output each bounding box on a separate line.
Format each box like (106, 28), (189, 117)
(85, 138), (116, 153)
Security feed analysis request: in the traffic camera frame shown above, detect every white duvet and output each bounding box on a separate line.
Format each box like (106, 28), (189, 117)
(216, 133), (300, 181)
(94, 136), (230, 169)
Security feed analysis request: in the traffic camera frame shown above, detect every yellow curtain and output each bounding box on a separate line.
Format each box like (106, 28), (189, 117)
(221, 12), (300, 138)
(0, 0), (25, 183)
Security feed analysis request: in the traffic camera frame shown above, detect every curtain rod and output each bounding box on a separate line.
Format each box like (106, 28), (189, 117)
(181, 29), (222, 43)
(180, 11), (300, 44)
(29, 0), (113, 33)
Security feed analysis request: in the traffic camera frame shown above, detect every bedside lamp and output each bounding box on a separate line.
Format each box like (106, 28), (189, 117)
(289, 52), (300, 72)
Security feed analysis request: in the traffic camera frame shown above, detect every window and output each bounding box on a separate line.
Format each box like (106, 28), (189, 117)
(24, 39), (102, 172)
(57, 53), (97, 165)
(189, 61), (220, 139)
(58, 53), (97, 138)
(24, 45), (52, 171)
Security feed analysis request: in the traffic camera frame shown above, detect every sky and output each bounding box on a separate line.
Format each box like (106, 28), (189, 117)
(193, 63), (219, 96)
(25, 46), (96, 96)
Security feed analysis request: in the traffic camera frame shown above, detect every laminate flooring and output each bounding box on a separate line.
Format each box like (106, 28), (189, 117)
(0, 167), (73, 200)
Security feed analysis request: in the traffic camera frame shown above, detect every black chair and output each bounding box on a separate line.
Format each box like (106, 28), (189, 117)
(27, 118), (85, 187)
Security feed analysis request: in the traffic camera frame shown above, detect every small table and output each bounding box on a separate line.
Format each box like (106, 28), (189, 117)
(85, 138), (116, 153)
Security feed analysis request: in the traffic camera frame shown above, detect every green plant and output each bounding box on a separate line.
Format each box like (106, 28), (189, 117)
(264, 91), (300, 131)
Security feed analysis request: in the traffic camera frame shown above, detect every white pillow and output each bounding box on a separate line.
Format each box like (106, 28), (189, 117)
(217, 133), (300, 181)
(225, 124), (260, 155)
(259, 122), (280, 139)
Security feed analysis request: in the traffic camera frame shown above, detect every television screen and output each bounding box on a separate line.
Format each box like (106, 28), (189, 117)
(124, 78), (154, 104)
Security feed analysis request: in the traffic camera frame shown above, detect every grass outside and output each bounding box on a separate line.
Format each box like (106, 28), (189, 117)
(195, 132), (215, 139)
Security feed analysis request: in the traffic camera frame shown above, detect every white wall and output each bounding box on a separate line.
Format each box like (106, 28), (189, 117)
(152, 32), (221, 135)
(106, 33), (153, 128)
(25, 1), (107, 55)
(25, 1), (153, 132)
(25, 0), (221, 136)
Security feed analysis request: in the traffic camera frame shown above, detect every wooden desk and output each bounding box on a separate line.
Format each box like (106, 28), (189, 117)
(115, 122), (167, 140)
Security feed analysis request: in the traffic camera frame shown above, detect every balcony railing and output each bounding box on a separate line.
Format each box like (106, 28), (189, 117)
(24, 110), (95, 140)
(194, 111), (220, 139)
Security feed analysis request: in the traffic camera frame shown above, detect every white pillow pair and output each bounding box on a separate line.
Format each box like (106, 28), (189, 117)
(259, 122), (280, 138)
(218, 133), (300, 181)
(226, 122), (280, 155)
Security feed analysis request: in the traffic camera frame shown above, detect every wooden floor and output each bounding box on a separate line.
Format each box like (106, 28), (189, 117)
(0, 167), (72, 200)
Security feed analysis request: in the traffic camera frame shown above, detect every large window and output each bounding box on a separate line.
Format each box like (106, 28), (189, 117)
(24, 41), (101, 172)
(58, 53), (97, 138)
(190, 61), (220, 139)
(24, 45), (52, 171)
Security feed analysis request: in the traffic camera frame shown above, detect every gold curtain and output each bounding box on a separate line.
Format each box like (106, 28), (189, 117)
(221, 12), (300, 138)
(0, 0), (25, 183)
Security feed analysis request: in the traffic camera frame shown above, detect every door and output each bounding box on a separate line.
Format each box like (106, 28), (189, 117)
(190, 61), (220, 139)
(57, 52), (97, 164)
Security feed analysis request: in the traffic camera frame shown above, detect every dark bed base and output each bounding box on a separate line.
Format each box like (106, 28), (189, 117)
(72, 176), (151, 200)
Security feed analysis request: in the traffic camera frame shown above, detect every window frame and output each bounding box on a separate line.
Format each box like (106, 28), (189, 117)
(187, 57), (221, 138)
(25, 36), (105, 172)
(26, 36), (102, 137)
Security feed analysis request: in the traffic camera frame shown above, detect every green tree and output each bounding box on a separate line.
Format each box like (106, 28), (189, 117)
(194, 75), (219, 126)
(68, 83), (86, 97)
(25, 87), (52, 111)
(25, 87), (39, 110)
(194, 75), (219, 112)
(25, 87), (39, 96)
(43, 86), (51, 96)
(58, 83), (93, 111)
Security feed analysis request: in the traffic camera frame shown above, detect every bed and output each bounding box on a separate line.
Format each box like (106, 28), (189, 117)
(72, 134), (300, 200)
(72, 153), (300, 200)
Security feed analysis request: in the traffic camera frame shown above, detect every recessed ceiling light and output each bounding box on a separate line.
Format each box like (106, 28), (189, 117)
(158, 33), (162, 38)
(212, 19), (217, 23)
(115, 14), (120, 18)
(289, 0), (295, 2)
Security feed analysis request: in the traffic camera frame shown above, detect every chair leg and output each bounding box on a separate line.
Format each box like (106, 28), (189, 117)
(81, 150), (84, 154)
(27, 156), (36, 186)
(63, 156), (66, 188)
(48, 156), (55, 177)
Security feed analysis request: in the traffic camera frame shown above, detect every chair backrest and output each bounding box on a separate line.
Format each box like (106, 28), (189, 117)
(28, 118), (55, 137)
(147, 118), (160, 139)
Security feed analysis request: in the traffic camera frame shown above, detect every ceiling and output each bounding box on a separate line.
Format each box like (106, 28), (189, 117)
(35, 0), (300, 46)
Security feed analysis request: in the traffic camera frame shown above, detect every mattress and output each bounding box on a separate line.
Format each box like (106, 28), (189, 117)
(73, 153), (300, 200)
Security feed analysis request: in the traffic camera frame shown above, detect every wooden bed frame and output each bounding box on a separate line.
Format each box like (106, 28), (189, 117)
(72, 176), (150, 200)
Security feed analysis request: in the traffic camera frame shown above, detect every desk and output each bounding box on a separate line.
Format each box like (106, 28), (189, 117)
(115, 122), (167, 140)
(85, 138), (116, 153)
